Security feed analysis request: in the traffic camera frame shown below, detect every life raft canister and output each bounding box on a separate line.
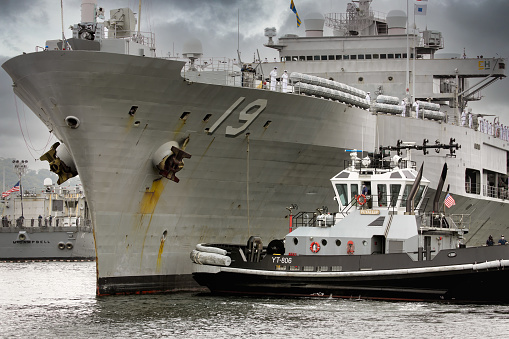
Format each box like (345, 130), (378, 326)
(310, 241), (320, 253)
(356, 194), (366, 206)
(347, 240), (355, 255)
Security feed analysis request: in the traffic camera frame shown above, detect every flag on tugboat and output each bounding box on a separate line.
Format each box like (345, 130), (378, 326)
(290, 0), (301, 27)
(444, 193), (456, 208)
(2, 181), (20, 198)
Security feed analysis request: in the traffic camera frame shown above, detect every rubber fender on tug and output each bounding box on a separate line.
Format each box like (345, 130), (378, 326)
(152, 141), (192, 183)
(40, 142), (78, 185)
(190, 250), (232, 266)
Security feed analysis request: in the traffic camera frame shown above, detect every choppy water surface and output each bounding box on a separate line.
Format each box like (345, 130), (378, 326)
(1, 262), (508, 338)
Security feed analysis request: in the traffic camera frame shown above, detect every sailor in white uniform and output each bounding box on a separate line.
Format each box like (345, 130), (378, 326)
(270, 67), (278, 91)
(461, 110), (466, 126)
(282, 70), (289, 93)
(365, 92), (371, 103)
(468, 112), (473, 128)
(401, 99), (407, 117)
(413, 101), (420, 119)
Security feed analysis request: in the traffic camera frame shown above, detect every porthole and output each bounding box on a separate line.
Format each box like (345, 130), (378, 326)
(388, 76), (393, 81)
(336, 239), (341, 246)
(362, 240), (368, 246)
(358, 77), (364, 82)
(321, 239), (327, 246)
(65, 116), (80, 129)
(293, 237), (299, 245)
(133, 121), (140, 127)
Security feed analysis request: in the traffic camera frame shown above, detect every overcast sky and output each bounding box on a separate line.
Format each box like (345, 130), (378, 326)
(1, 0), (508, 172)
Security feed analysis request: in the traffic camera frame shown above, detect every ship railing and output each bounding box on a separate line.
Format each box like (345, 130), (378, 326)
(102, 29), (156, 50)
(465, 182), (481, 195)
(420, 212), (470, 231)
(482, 184), (509, 200)
(292, 211), (337, 230)
(2, 216), (91, 229)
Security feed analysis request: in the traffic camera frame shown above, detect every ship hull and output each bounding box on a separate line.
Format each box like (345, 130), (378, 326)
(193, 246), (509, 303)
(3, 51), (509, 294)
(0, 226), (95, 261)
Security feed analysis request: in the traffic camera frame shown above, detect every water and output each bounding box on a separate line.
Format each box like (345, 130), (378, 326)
(1, 262), (509, 338)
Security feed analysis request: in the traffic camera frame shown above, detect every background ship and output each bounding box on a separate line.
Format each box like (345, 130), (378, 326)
(0, 178), (95, 261)
(2, 0), (507, 294)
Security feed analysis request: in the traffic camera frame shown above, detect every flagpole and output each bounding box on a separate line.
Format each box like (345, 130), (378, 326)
(13, 160), (28, 225)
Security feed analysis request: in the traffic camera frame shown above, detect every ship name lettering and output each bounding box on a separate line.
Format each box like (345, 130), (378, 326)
(207, 97), (267, 136)
(272, 256), (292, 264)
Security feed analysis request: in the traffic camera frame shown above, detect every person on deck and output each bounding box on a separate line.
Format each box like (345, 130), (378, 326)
(486, 235), (494, 246)
(498, 235), (508, 245)
(282, 70), (289, 93)
(270, 67), (278, 91)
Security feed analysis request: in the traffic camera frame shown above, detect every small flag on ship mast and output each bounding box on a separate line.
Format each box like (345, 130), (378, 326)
(290, 0), (301, 27)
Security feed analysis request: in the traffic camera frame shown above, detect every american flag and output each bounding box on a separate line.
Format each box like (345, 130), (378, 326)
(444, 193), (456, 208)
(2, 181), (20, 198)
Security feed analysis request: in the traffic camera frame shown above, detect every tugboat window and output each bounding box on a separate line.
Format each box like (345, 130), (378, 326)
(321, 239), (327, 246)
(400, 184), (413, 206)
(351, 184), (359, 202)
(390, 184), (402, 207)
(377, 184), (387, 207)
(293, 237), (298, 245)
(335, 184), (348, 205)
(336, 239), (341, 246)
(415, 185), (426, 204)
(336, 55), (342, 60)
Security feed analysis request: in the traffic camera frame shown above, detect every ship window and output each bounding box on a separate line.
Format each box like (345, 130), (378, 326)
(328, 55), (335, 60)
(395, 53), (402, 58)
(403, 53), (407, 58)
(289, 266), (300, 271)
(331, 266), (343, 271)
(335, 184), (348, 205)
(336, 239), (341, 246)
(415, 185), (426, 206)
(373, 54), (379, 59)
(336, 55), (342, 60)
(400, 184), (413, 207)
(390, 184), (401, 207)
(285, 56), (291, 61)
(388, 54), (394, 59)
(343, 55), (350, 60)
(380, 54), (387, 59)
(306, 56), (312, 61)
(299, 56), (306, 61)
(321, 239), (327, 246)
(318, 266), (329, 272)
(377, 184), (387, 207)
(499, 63), (505, 70)
(314, 55), (320, 60)
(293, 237), (298, 245)
(350, 55), (357, 60)
(321, 55), (327, 60)
(275, 265), (287, 271)
(365, 54), (372, 59)
(293, 56), (298, 61)
(465, 168), (480, 195)
(303, 266), (314, 272)
(350, 184), (359, 202)
(358, 54), (365, 60)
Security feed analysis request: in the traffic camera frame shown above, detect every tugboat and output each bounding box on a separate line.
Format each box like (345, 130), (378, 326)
(191, 140), (509, 303)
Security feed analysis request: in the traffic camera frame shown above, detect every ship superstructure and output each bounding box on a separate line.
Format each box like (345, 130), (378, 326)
(2, 0), (507, 294)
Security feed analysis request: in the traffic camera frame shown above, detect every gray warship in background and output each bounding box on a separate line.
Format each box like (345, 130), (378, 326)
(2, 0), (507, 295)
(0, 179), (94, 261)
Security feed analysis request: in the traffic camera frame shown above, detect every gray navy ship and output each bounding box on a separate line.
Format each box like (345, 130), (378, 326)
(0, 178), (95, 261)
(2, 0), (507, 295)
